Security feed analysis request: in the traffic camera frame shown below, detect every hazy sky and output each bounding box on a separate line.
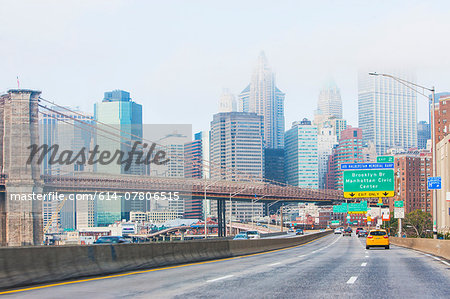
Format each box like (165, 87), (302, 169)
(2, 0), (450, 134)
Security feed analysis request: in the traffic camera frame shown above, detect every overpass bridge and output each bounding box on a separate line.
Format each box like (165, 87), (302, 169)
(41, 173), (343, 203)
(40, 173), (343, 239)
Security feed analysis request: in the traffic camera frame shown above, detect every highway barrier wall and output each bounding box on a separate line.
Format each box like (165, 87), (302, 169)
(390, 237), (450, 260)
(0, 230), (331, 289)
(261, 231), (287, 238)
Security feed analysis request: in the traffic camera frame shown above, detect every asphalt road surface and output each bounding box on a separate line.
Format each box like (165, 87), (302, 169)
(3, 233), (449, 298)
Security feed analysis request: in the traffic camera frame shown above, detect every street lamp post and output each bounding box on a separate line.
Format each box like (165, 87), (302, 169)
(368, 72), (437, 238)
(267, 200), (281, 232)
(251, 195), (267, 229)
(227, 185), (259, 236)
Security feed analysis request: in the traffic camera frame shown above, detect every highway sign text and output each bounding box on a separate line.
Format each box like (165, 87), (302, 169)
(343, 169), (395, 193)
(427, 177), (441, 190)
(341, 162), (394, 170)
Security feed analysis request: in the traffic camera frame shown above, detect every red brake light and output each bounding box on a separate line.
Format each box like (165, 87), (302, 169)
(367, 235), (373, 239)
(383, 235), (389, 239)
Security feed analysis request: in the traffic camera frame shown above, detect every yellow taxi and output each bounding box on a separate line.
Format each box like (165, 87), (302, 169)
(366, 229), (389, 250)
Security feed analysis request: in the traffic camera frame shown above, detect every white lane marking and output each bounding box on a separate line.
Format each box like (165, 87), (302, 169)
(426, 254), (449, 266)
(361, 262), (367, 267)
(347, 276), (358, 284)
(207, 275), (234, 283)
(365, 255), (369, 258)
(298, 254), (307, 258)
(269, 262), (281, 266)
(420, 252), (450, 267)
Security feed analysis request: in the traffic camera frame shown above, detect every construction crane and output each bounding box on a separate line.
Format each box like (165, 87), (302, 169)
(42, 198), (67, 244)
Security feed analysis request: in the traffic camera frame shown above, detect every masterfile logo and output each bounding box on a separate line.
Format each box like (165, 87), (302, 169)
(26, 141), (169, 171)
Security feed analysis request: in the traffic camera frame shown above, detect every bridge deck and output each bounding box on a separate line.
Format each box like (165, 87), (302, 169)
(39, 173), (344, 203)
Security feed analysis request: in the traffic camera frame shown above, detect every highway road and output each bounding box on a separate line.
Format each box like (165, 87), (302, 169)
(2, 233), (449, 298)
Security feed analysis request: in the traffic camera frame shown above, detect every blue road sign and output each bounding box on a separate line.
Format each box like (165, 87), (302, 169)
(341, 162), (394, 170)
(427, 177), (441, 190)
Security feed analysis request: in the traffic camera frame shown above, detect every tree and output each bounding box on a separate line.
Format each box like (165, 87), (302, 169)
(403, 210), (432, 238)
(383, 218), (398, 236)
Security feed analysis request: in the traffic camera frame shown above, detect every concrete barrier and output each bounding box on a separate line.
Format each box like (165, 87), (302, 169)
(390, 237), (450, 260)
(0, 230), (332, 290)
(260, 231), (287, 238)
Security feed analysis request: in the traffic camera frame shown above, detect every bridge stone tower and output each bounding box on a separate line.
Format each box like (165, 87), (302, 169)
(0, 89), (43, 246)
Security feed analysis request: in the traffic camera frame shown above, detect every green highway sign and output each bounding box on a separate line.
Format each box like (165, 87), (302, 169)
(331, 220), (340, 225)
(394, 201), (404, 208)
(333, 204), (347, 213)
(377, 156), (394, 163)
(343, 169), (395, 193)
(332, 201), (368, 213)
(348, 201), (368, 212)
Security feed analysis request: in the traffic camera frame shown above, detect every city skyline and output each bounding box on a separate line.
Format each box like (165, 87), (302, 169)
(2, 1), (449, 134)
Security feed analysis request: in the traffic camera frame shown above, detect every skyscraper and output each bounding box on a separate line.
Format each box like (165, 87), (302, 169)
(94, 90), (143, 175)
(417, 121), (431, 150)
(195, 131), (210, 179)
(264, 148), (285, 185)
(358, 71), (417, 155)
(184, 138), (203, 179)
(317, 81), (343, 119)
(284, 119), (319, 188)
(184, 131), (211, 180)
(317, 125), (338, 189)
(239, 52), (285, 149)
(94, 90), (143, 226)
(209, 112), (264, 222)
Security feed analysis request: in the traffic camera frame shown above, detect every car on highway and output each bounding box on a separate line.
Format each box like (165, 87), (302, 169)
(357, 229), (368, 238)
(366, 229), (389, 249)
(245, 230), (261, 239)
(288, 228), (295, 233)
(355, 227), (364, 235)
(342, 227), (352, 236)
(233, 234), (249, 240)
(334, 227), (343, 234)
(94, 236), (130, 244)
(295, 229), (304, 235)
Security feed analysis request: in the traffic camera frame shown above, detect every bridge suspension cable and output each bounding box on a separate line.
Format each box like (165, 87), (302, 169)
(37, 97), (341, 199)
